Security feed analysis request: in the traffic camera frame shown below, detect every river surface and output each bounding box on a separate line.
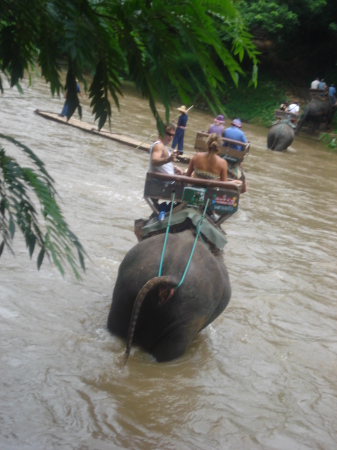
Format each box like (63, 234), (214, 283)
(1, 76), (337, 450)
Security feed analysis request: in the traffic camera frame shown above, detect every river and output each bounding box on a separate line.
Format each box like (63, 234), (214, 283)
(1, 76), (337, 450)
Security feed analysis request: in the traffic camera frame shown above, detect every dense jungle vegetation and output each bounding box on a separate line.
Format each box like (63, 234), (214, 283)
(178, 0), (337, 128)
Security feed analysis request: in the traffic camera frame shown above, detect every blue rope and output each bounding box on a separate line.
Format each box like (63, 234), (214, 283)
(175, 199), (210, 288)
(158, 193), (176, 277)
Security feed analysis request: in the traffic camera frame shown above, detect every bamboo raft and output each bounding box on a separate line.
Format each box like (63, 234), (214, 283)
(34, 110), (253, 163)
(34, 110), (151, 151)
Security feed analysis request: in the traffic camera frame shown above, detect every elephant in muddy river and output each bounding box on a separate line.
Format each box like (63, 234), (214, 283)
(107, 230), (231, 364)
(295, 96), (336, 134)
(267, 122), (295, 151)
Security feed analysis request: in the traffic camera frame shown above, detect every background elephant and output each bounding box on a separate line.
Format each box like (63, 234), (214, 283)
(267, 122), (295, 151)
(295, 97), (336, 133)
(107, 230), (231, 363)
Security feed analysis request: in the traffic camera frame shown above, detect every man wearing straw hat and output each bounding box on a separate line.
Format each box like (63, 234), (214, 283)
(171, 105), (189, 155)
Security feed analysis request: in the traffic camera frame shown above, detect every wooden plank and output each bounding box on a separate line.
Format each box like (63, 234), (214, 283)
(274, 109), (299, 122)
(34, 109), (151, 151)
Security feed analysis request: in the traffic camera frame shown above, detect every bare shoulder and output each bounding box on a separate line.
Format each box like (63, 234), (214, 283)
(217, 154), (227, 167)
(193, 152), (206, 160)
(152, 140), (165, 155)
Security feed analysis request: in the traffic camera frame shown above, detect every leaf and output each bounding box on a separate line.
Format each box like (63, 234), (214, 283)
(27, 233), (36, 258)
(0, 240), (4, 256)
(37, 248), (45, 270)
(9, 217), (15, 239)
(0, 138), (87, 279)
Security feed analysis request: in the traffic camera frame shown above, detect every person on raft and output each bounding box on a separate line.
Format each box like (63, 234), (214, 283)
(171, 105), (188, 155)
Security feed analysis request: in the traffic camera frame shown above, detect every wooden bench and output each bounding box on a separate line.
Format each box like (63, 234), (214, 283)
(144, 172), (241, 226)
(274, 109), (299, 123)
(194, 131), (250, 163)
(309, 88), (329, 100)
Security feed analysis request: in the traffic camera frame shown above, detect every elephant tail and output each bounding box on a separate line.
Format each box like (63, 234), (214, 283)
(121, 276), (176, 369)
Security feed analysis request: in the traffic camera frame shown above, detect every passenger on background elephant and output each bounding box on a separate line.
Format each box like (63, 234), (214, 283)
(329, 84), (336, 105)
(318, 79), (327, 90)
(223, 118), (247, 150)
(280, 102), (288, 111)
(287, 102), (300, 115)
(311, 77), (320, 89)
(208, 114), (225, 136)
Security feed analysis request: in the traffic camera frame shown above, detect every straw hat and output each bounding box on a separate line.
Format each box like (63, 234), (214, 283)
(214, 114), (225, 124)
(177, 105), (187, 113)
(231, 118), (242, 128)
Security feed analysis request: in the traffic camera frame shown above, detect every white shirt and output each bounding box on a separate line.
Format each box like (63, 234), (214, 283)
(311, 80), (319, 89)
(149, 140), (174, 175)
(287, 104), (300, 114)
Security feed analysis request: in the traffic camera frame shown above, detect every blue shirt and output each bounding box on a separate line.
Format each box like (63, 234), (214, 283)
(329, 86), (336, 97)
(223, 126), (247, 150)
(177, 114), (188, 127)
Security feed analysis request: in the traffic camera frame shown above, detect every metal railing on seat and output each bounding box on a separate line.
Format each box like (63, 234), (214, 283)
(194, 131), (250, 163)
(144, 172), (241, 226)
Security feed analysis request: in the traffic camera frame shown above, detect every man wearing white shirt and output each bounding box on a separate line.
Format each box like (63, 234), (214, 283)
(287, 102), (300, 114)
(311, 77), (320, 89)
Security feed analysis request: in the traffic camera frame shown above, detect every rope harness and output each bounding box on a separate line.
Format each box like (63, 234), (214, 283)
(158, 193), (210, 288)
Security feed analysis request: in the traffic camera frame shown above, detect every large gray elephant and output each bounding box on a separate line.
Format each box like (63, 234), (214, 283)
(267, 122), (295, 151)
(107, 229), (231, 364)
(295, 96), (336, 134)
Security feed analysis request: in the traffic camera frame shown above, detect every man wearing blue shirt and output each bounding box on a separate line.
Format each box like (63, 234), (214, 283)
(223, 118), (247, 150)
(171, 105), (188, 155)
(329, 84), (336, 104)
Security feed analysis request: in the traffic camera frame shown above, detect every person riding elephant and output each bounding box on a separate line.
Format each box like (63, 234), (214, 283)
(267, 121), (295, 151)
(107, 229), (232, 364)
(295, 96), (337, 134)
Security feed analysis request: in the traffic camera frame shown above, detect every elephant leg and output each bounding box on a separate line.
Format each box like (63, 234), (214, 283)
(267, 131), (276, 150)
(151, 315), (206, 362)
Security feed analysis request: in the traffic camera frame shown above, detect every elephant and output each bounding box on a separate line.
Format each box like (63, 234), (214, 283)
(107, 229), (231, 364)
(267, 122), (295, 151)
(295, 96), (336, 134)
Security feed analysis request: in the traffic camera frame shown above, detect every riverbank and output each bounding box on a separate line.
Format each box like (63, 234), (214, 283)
(186, 66), (337, 133)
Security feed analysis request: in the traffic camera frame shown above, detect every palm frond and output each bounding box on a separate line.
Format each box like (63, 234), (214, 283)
(0, 135), (86, 279)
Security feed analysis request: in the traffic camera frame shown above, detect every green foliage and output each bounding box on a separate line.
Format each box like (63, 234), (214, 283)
(219, 72), (286, 126)
(0, 0), (258, 130)
(0, 135), (86, 279)
(318, 133), (337, 152)
(235, 1), (298, 36)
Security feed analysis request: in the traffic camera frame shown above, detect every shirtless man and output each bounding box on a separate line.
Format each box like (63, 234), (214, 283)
(149, 123), (184, 175)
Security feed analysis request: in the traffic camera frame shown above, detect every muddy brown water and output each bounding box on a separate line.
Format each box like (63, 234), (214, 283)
(1, 76), (337, 450)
